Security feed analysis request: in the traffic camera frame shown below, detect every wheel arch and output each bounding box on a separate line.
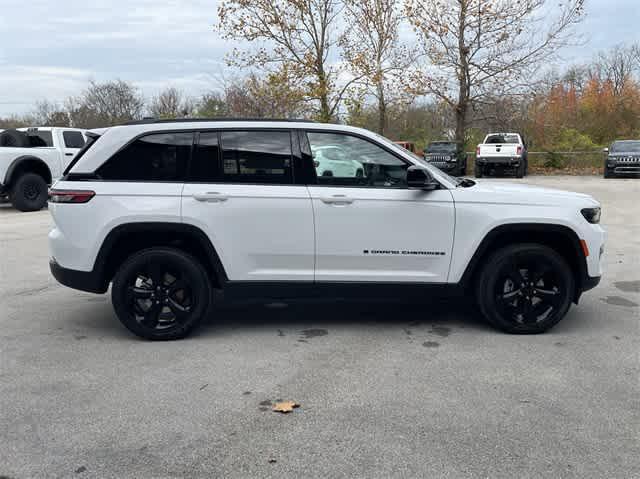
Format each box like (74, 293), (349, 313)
(4, 155), (53, 186)
(94, 222), (228, 291)
(459, 223), (588, 302)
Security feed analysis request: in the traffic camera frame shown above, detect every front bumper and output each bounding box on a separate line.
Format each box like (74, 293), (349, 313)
(50, 258), (107, 294)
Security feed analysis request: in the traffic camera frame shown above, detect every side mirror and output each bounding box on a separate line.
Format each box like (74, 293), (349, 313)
(407, 166), (439, 190)
(603, 147), (609, 154)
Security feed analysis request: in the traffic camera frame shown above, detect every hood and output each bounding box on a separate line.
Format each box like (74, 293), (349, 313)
(452, 180), (599, 207)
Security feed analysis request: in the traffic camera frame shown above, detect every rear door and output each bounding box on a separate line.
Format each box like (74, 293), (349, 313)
(181, 130), (315, 282)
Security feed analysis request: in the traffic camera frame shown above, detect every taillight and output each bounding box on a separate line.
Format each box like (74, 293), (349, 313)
(476, 146), (480, 157)
(517, 146), (522, 155)
(48, 189), (95, 204)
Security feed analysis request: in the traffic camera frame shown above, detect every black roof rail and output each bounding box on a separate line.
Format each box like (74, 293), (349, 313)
(121, 117), (316, 126)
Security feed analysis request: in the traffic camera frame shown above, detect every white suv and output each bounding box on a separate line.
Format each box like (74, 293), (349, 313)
(48, 119), (605, 340)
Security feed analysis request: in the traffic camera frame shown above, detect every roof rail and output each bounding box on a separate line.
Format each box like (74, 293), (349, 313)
(121, 117), (316, 126)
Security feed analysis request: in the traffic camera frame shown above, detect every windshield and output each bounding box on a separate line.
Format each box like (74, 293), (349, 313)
(427, 143), (457, 153)
(486, 134), (520, 144)
(611, 140), (640, 153)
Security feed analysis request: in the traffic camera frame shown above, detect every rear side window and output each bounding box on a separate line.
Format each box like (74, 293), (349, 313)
(26, 130), (53, 147)
(63, 131), (85, 148)
(98, 132), (192, 181)
(220, 130), (292, 184)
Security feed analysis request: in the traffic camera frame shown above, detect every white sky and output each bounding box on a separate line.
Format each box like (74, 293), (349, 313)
(0, 0), (638, 116)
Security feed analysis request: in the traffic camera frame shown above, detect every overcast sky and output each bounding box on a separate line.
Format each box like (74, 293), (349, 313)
(0, 0), (638, 116)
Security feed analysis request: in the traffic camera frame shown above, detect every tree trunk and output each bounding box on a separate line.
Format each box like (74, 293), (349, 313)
(455, 0), (470, 146)
(377, 80), (386, 135)
(316, 63), (332, 123)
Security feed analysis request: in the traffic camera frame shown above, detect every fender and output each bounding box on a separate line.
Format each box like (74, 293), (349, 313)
(3, 155), (53, 185)
(458, 223), (588, 293)
(93, 222), (229, 291)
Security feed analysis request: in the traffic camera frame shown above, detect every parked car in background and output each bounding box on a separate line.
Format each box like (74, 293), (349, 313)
(0, 127), (87, 211)
(475, 133), (528, 178)
(603, 140), (640, 178)
(423, 141), (467, 176)
(312, 145), (365, 178)
(393, 141), (416, 153)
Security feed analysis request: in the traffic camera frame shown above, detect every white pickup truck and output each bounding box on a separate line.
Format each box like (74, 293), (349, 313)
(0, 127), (87, 211)
(475, 132), (528, 178)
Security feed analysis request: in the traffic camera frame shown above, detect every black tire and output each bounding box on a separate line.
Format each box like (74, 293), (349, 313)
(604, 167), (614, 178)
(111, 247), (213, 340)
(476, 243), (575, 334)
(515, 161), (525, 178)
(0, 129), (29, 147)
(10, 173), (48, 211)
(474, 163), (483, 178)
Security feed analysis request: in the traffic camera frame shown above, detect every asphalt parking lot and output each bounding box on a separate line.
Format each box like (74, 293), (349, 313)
(1, 176), (638, 479)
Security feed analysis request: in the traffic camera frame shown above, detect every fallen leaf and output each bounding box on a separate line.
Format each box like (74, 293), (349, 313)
(272, 400), (300, 413)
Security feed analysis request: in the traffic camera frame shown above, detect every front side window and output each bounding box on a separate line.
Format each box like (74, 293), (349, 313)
(307, 132), (408, 187)
(63, 131), (86, 149)
(220, 130), (292, 184)
(98, 132), (192, 181)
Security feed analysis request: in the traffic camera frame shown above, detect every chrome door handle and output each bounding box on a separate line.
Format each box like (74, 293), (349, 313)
(320, 194), (354, 205)
(193, 192), (229, 202)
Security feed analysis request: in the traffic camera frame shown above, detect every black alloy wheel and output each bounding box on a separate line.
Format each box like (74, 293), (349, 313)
(477, 244), (574, 334)
(112, 248), (212, 340)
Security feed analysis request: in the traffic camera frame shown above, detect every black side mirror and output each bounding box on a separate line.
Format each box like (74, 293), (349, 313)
(407, 165), (439, 190)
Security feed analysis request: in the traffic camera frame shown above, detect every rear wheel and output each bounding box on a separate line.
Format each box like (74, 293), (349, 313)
(476, 244), (575, 334)
(474, 163), (483, 178)
(111, 248), (212, 340)
(10, 173), (48, 212)
(515, 161), (525, 178)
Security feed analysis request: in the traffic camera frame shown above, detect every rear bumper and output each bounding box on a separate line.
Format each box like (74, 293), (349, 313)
(476, 157), (521, 165)
(582, 275), (601, 293)
(50, 258), (107, 294)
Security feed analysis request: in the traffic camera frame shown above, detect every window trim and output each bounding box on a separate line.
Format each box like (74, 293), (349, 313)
(302, 129), (414, 189)
(62, 130), (86, 149)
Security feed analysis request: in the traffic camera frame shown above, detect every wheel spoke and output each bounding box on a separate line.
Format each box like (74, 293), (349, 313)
(502, 289), (521, 300)
(169, 278), (188, 295)
(535, 288), (557, 298)
(522, 299), (538, 323)
(147, 263), (165, 287)
(504, 262), (525, 286)
(167, 298), (191, 322)
(128, 286), (153, 300)
(141, 302), (162, 328)
(531, 263), (552, 284)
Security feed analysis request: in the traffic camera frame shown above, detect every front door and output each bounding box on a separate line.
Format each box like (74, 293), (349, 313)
(181, 130), (315, 282)
(304, 131), (455, 283)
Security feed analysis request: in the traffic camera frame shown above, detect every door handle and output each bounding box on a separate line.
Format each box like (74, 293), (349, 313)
(65, 153), (73, 156)
(320, 194), (354, 205)
(193, 192), (229, 202)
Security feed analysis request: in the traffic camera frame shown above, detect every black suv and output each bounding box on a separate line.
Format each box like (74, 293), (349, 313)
(604, 140), (640, 178)
(423, 141), (467, 176)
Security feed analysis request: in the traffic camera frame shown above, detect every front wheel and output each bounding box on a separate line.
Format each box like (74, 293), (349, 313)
(476, 244), (575, 334)
(111, 248), (213, 340)
(604, 167), (614, 178)
(10, 173), (48, 212)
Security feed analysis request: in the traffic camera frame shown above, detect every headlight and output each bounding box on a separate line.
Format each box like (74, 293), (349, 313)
(581, 207), (601, 224)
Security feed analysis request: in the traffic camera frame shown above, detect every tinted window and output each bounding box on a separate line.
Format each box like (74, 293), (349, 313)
(99, 132), (192, 181)
(611, 141), (640, 152)
(220, 130), (292, 184)
(26, 131), (53, 147)
(63, 131), (85, 148)
(189, 132), (221, 182)
(307, 132), (408, 187)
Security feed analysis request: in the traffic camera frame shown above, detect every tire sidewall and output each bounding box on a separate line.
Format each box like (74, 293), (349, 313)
(477, 244), (575, 334)
(111, 248), (212, 340)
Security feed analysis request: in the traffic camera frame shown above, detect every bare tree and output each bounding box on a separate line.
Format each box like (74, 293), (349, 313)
(592, 43), (640, 95)
(340, 0), (416, 135)
(67, 79), (144, 128)
(218, 0), (354, 121)
(148, 87), (196, 118)
(33, 100), (70, 127)
(405, 0), (585, 144)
